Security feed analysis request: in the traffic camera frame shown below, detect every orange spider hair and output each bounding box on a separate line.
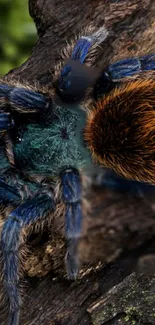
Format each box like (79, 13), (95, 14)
(85, 79), (155, 184)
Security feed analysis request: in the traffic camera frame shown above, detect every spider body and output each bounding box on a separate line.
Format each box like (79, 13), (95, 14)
(85, 79), (155, 184)
(0, 27), (155, 325)
(13, 105), (91, 176)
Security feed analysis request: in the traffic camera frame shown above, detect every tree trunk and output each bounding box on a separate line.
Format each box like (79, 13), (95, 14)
(3, 0), (155, 324)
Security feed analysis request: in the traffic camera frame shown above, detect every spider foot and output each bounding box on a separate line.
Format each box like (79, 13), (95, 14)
(60, 168), (82, 280)
(8, 310), (20, 325)
(65, 238), (79, 280)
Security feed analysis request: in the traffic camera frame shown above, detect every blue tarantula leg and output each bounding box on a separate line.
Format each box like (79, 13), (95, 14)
(58, 28), (108, 101)
(94, 53), (155, 99)
(0, 83), (52, 113)
(61, 168), (82, 279)
(1, 193), (55, 325)
(0, 112), (14, 132)
(9, 87), (50, 113)
(107, 53), (155, 79)
(0, 178), (21, 205)
(94, 170), (155, 197)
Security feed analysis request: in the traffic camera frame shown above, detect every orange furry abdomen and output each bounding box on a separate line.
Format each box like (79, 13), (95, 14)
(85, 79), (155, 184)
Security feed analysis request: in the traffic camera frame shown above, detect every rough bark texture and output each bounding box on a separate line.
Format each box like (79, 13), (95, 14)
(3, 0), (155, 324)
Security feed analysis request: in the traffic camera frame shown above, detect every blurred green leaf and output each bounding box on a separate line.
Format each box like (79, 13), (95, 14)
(0, 0), (37, 76)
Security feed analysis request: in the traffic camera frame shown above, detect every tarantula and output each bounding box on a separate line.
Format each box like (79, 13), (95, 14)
(0, 26), (155, 325)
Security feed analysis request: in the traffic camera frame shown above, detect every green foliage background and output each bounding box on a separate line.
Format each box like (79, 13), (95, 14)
(0, 0), (37, 76)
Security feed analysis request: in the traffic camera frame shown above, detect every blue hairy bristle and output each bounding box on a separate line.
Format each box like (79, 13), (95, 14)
(140, 54), (155, 70)
(61, 169), (81, 203)
(9, 88), (49, 111)
(0, 84), (14, 98)
(107, 54), (155, 79)
(71, 38), (92, 63)
(9, 195), (55, 225)
(94, 53), (155, 99)
(108, 58), (142, 79)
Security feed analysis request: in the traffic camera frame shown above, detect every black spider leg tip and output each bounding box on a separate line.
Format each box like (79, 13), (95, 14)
(0, 186), (55, 325)
(93, 71), (116, 100)
(61, 168), (82, 280)
(8, 310), (20, 325)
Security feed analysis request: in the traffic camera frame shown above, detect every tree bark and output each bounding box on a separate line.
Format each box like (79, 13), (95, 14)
(3, 0), (155, 324)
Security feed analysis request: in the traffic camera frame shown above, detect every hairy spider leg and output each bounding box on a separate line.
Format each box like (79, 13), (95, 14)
(58, 37), (92, 94)
(0, 113), (14, 132)
(0, 83), (51, 113)
(1, 192), (55, 325)
(61, 169), (82, 279)
(58, 28), (108, 97)
(94, 53), (155, 99)
(107, 53), (155, 79)
(95, 170), (155, 197)
(0, 179), (21, 204)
